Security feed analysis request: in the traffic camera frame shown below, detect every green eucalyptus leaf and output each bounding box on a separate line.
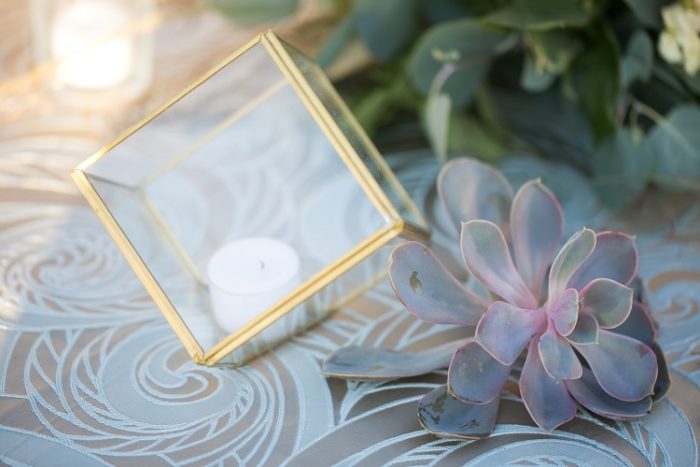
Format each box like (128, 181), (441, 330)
(633, 63), (694, 115)
(425, 92), (452, 163)
(418, 0), (470, 23)
(353, 0), (419, 62)
(316, 18), (355, 70)
(448, 113), (509, 162)
(593, 128), (653, 209)
(484, 0), (592, 31)
(492, 87), (595, 171)
(352, 88), (394, 135)
(351, 75), (414, 135)
(525, 30), (583, 75)
(622, 0), (662, 29)
(521, 53), (556, 92)
(652, 61), (694, 97)
(648, 105), (700, 190)
(568, 28), (620, 142)
(208, 0), (298, 25)
(620, 30), (654, 88)
(409, 19), (515, 107)
(668, 62), (700, 96)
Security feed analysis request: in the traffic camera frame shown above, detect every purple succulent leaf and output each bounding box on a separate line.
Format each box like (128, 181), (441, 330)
(612, 301), (656, 346)
(538, 325), (583, 381)
(651, 341), (671, 402)
(322, 341), (461, 380)
(418, 384), (500, 439)
(389, 242), (486, 326)
(548, 288), (579, 336)
(475, 301), (546, 365)
(568, 231), (639, 290)
(448, 340), (512, 404)
(461, 220), (537, 309)
(574, 330), (657, 401)
(520, 340), (578, 431)
(580, 278), (634, 329)
(510, 180), (564, 302)
(566, 366), (652, 420)
(548, 228), (596, 301)
(438, 157), (513, 234)
(566, 313), (599, 345)
(616, 299), (668, 401)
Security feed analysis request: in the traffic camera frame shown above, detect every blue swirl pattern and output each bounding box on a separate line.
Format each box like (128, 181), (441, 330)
(0, 137), (698, 466)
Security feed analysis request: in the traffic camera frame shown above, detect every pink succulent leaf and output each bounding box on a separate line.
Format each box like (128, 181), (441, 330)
(549, 288), (579, 336)
(447, 340), (512, 404)
(438, 157), (513, 234)
(580, 278), (634, 329)
(510, 180), (564, 301)
(566, 313), (599, 345)
(389, 242), (486, 326)
(520, 340), (578, 431)
(574, 330), (657, 401)
(548, 228), (596, 301)
(461, 220), (537, 309)
(568, 232), (639, 290)
(566, 366), (652, 420)
(538, 325), (583, 381)
(322, 341), (461, 380)
(612, 301), (656, 346)
(475, 301), (545, 365)
(418, 385), (500, 439)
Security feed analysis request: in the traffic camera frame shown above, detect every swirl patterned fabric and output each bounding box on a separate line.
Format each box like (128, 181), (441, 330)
(0, 131), (698, 466)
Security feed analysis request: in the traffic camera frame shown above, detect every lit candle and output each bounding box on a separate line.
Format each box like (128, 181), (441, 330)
(50, 1), (133, 89)
(207, 237), (301, 334)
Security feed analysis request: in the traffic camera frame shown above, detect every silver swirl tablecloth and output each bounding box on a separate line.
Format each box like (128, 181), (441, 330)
(0, 134), (698, 466)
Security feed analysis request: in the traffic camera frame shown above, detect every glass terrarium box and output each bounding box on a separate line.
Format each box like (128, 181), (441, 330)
(72, 31), (429, 366)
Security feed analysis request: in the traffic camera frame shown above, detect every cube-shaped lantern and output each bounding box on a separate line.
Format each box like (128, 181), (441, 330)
(72, 31), (430, 366)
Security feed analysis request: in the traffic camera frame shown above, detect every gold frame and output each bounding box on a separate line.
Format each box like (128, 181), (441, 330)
(72, 31), (429, 366)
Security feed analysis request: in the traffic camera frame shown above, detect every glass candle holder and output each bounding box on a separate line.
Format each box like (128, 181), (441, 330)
(31, 0), (154, 107)
(72, 32), (430, 366)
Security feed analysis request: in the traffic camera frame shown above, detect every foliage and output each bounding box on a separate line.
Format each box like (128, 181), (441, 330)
(323, 157), (670, 439)
(315, 0), (700, 208)
(208, 0), (299, 26)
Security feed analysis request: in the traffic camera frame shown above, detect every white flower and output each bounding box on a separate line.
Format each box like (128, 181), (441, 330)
(659, 31), (683, 63)
(658, 3), (700, 75)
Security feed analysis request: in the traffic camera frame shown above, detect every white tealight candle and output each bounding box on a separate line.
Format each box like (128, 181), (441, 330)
(51, 1), (133, 89)
(207, 237), (301, 334)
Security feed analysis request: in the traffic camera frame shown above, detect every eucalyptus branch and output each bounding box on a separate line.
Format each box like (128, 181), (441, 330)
(429, 54), (496, 95)
(632, 99), (664, 124)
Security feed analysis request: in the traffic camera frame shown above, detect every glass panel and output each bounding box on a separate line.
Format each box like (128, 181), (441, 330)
(279, 39), (429, 233)
(82, 39), (391, 356)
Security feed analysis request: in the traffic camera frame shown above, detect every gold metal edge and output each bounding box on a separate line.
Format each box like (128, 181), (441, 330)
(71, 169), (205, 362)
(260, 31), (401, 224)
(203, 219), (404, 365)
(400, 219), (431, 242)
(74, 33), (264, 173)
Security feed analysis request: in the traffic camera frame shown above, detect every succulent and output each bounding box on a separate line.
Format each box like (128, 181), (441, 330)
(323, 157), (670, 439)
